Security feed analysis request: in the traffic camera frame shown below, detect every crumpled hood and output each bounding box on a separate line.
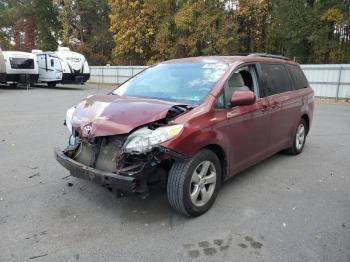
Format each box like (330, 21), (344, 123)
(71, 95), (180, 138)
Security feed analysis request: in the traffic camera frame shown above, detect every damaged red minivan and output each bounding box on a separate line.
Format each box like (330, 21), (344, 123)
(55, 54), (314, 217)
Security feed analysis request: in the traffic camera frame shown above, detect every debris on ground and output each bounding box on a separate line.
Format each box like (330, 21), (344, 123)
(282, 223), (287, 227)
(67, 182), (74, 187)
(28, 173), (40, 179)
(29, 254), (47, 260)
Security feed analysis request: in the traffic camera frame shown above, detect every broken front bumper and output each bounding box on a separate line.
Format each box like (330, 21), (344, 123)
(54, 147), (136, 192)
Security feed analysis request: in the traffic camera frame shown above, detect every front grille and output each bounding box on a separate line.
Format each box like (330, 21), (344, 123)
(74, 135), (127, 172)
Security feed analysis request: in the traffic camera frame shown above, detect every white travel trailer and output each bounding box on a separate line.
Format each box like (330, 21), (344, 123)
(0, 50), (39, 86)
(0, 48), (5, 78)
(32, 50), (63, 87)
(55, 47), (90, 84)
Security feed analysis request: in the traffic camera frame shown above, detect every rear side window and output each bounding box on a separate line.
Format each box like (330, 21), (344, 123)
(260, 63), (292, 96)
(286, 64), (308, 90)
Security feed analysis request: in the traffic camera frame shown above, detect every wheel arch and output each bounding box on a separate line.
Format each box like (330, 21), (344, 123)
(201, 144), (228, 181)
(301, 114), (310, 135)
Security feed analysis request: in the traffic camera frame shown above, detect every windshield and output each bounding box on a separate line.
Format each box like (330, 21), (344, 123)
(113, 63), (229, 105)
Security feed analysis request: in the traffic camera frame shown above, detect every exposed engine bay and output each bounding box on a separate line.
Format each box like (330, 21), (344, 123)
(61, 104), (191, 195)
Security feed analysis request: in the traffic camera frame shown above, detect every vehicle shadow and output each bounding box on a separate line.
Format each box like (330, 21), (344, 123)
(0, 83), (85, 91)
(33, 84), (85, 91)
(0, 84), (32, 90)
(220, 152), (288, 193)
(77, 182), (185, 226)
(70, 152), (290, 226)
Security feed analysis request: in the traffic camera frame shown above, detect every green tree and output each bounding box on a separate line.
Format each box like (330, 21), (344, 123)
(144, 0), (179, 63)
(236, 0), (272, 53)
(174, 0), (237, 57)
(54, 0), (113, 65)
(268, 0), (350, 63)
(108, 0), (155, 65)
(0, 0), (59, 51)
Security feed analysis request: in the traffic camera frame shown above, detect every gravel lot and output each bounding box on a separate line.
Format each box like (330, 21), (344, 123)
(0, 83), (349, 262)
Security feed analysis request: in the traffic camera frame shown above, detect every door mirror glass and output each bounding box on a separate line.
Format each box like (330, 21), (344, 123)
(230, 90), (256, 107)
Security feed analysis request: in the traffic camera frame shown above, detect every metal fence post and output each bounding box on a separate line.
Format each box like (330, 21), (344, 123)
(102, 67), (104, 84)
(336, 66), (342, 101)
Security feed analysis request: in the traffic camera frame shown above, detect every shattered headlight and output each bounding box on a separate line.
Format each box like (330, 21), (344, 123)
(123, 124), (184, 154)
(65, 106), (75, 134)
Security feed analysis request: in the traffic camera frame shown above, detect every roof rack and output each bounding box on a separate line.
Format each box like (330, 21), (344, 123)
(248, 53), (290, 61)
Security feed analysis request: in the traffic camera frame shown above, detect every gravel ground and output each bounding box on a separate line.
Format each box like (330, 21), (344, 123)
(0, 83), (349, 262)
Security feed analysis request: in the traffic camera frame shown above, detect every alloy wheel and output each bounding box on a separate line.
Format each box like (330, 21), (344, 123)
(190, 161), (217, 207)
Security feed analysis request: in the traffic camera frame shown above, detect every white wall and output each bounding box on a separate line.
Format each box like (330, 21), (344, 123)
(89, 64), (350, 99)
(89, 66), (148, 85)
(301, 65), (350, 99)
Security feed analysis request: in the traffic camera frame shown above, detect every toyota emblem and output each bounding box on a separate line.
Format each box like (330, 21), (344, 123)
(83, 124), (93, 136)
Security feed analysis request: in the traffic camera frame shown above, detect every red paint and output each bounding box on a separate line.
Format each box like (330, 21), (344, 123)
(71, 95), (181, 138)
(230, 90), (256, 107)
(70, 56), (314, 179)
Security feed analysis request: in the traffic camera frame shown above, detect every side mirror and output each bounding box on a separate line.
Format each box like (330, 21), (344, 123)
(230, 90), (256, 107)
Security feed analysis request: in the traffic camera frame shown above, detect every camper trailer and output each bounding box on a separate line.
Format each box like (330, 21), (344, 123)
(0, 49), (5, 80)
(55, 47), (90, 84)
(33, 50), (63, 87)
(0, 50), (39, 86)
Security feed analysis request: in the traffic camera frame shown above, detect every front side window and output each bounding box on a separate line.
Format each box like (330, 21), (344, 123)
(222, 65), (260, 106)
(113, 63), (229, 106)
(260, 63), (292, 96)
(286, 64), (308, 90)
(10, 58), (34, 69)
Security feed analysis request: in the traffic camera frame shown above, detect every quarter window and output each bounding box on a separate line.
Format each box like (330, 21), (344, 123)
(260, 64), (292, 96)
(215, 91), (225, 109)
(286, 64), (308, 90)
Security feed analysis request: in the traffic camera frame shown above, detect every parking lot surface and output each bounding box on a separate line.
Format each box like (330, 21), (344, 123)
(0, 84), (349, 262)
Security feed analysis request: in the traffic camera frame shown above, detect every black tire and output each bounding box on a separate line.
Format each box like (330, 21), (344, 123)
(167, 149), (222, 217)
(47, 82), (56, 88)
(285, 118), (307, 155)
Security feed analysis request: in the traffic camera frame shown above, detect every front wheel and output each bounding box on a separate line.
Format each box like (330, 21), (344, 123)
(286, 118), (307, 155)
(167, 149), (221, 217)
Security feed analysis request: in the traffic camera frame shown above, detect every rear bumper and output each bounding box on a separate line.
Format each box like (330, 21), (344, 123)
(54, 147), (136, 192)
(0, 73), (39, 84)
(62, 73), (90, 84)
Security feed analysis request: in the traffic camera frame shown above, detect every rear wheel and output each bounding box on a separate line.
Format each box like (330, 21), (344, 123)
(286, 118), (307, 155)
(167, 149), (221, 217)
